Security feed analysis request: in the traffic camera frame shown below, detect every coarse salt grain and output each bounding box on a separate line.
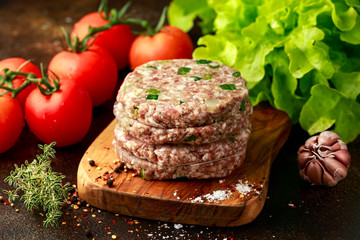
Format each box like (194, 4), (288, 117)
(174, 223), (183, 229)
(203, 190), (232, 203)
(235, 180), (252, 195)
(190, 196), (203, 203)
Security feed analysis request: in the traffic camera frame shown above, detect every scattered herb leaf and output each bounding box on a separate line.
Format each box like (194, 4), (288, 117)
(178, 67), (191, 75)
(220, 84), (236, 90)
(180, 100), (185, 104)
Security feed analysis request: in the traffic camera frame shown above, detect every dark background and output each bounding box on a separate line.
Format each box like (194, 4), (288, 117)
(0, 0), (359, 239)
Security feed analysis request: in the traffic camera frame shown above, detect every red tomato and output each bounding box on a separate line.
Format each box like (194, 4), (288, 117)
(48, 46), (117, 106)
(24, 80), (92, 147)
(71, 12), (135, 70)
(129, 25), (194, 70)
(0, 96), (24, 153)
(0, 58), (42, 108)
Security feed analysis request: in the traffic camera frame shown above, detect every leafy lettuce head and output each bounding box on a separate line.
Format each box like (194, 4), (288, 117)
(169, 0), (360, 143)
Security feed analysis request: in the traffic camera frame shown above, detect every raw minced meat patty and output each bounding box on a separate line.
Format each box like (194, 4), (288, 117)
(114, 101), (252, 145)
(113, 123), (251, 166)
(112, 143), (247, 180)
(115, 59), (250, 128)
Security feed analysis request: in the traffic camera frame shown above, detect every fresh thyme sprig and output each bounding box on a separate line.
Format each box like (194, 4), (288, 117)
(3, 142), (72, 228)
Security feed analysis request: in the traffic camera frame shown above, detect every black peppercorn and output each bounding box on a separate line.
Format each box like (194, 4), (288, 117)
(80, 200), (87, 206)
(114, 165), (122, 173)
(85, 229), (93, 238)
(107, 179), (113, 187)
(70, 195), (78, 203)
(88, 159), (95, 166)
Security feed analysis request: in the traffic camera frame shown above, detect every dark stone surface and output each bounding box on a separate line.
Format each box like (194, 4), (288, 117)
(1, 0), (359, 239)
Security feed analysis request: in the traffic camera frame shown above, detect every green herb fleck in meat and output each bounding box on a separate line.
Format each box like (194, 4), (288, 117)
(203, 73), (212, 80)
(178, 67), (191, 75)
(232, 71), (240, 77)
(140, 169), (146, 180)
(228, 137), (236, 143)
(180, 100), (185, 104)
(146, 89), (160, 95)
(220, 84), (236, 90)
(191, 76), (202, 81)
(122, 83), (130, 92)
(240, 100), (246, 111)
(146, 89), (160, 100)
(208, 64), (220, 68)
(184, 135), (196, 142)
(133, 108), (139, 118)
(146, 95), (159, 100)
(176, 176), (188, 180)
(145, 65), (157, 69)
(216, 117), (223, 122)
(196, 59), (212, 64)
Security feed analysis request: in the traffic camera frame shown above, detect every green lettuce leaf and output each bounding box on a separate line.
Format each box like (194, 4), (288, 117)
(299, 84), (360, 143)
(167, 0), (215, 34)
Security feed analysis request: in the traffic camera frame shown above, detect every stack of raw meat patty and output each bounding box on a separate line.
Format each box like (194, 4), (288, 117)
(113, 59), (252, 180)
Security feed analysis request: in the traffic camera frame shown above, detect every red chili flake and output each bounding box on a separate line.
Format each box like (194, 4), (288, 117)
(4, 201), (9, 205)
(81, 212), (89, 218)
(221, 182), (227, 188)
(105, 227), (110, 230)
(127, 220), (134, 225)
(112, 220), (117, 224)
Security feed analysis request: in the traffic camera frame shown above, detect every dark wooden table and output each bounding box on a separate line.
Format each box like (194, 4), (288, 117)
(1, 0), (359, 239)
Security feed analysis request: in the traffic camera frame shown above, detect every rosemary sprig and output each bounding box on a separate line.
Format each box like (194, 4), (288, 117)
(3, 142), (72, 228)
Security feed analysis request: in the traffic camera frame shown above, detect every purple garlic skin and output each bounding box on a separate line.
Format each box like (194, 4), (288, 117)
(297, 131), (351, 187)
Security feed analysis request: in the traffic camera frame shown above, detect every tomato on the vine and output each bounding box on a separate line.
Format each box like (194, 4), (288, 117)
(71, 12), (135, 70)
(129, 25), (194, 70)
(0, 96), (24, 153)
(24, 80), (92, 147)
(0, 58), (42, 108)
(48, 46), (117, 107)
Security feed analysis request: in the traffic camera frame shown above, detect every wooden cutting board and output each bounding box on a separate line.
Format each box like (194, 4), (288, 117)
(77, 104), (292, 227)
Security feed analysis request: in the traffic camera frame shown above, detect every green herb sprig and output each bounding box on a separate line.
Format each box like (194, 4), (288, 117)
(3, 142), (72, 228)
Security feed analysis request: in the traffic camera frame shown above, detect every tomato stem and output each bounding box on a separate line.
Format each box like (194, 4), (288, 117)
(62, 1), (168, 53)
(0, 64), (60, 98)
